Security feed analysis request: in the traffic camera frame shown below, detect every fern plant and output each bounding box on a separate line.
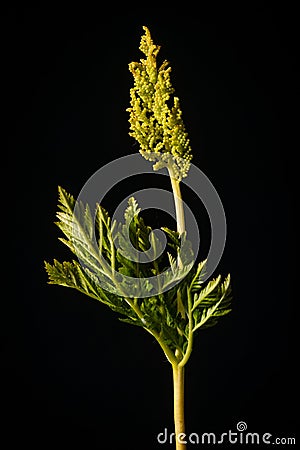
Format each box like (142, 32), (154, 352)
(45, 26), (232, 449)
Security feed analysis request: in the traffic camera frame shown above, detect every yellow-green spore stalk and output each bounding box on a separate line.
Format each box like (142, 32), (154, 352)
(127, 26), (192, 182)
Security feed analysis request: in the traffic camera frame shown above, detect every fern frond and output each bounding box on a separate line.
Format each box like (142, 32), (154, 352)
(54, 187), (117, 285)
(191, 275), (222, 310)
(191, 274), (232, 331)
(57, 185), (76, 214)
(45, 259), (106, 299)
(189, 260), (207, 292)
(44, 259), (143, 321)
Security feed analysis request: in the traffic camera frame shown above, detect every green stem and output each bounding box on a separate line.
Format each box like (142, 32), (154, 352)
(150, 330), (178, 366)
(178, 288), (193, 367)
(167, 165), (191, 449)
(172, 364), (186, 449)
(168, 167), (185, 235)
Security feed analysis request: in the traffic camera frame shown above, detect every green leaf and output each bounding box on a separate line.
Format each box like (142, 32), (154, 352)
(44, 259), (142, 320)
(191, 275), (222, 310)
(45, 186), (232, 363)
(124, 197), (141, 225)
(188, 260), (207, 292)
(118, 316), (145, 328)
(191, 274), (232, 331)
(161, 227), (180, 248)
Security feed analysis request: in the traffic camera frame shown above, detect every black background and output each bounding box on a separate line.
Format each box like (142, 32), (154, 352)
(3, 4), (296, 449)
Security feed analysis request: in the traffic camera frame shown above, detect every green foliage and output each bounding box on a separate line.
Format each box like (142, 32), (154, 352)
(44, 26), (233, 449)
(189, 265), (232, 330)
(45, 187), (232, 365)
(45, 26), (232, 369)
(127, 26), (192, 180)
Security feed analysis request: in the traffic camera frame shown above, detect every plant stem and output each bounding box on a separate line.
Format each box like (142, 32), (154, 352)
(178, 288), (193, 367)
(168, 167), (185, 235)
(172, 364), (186, 449)
(168, 165), (189, 448)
